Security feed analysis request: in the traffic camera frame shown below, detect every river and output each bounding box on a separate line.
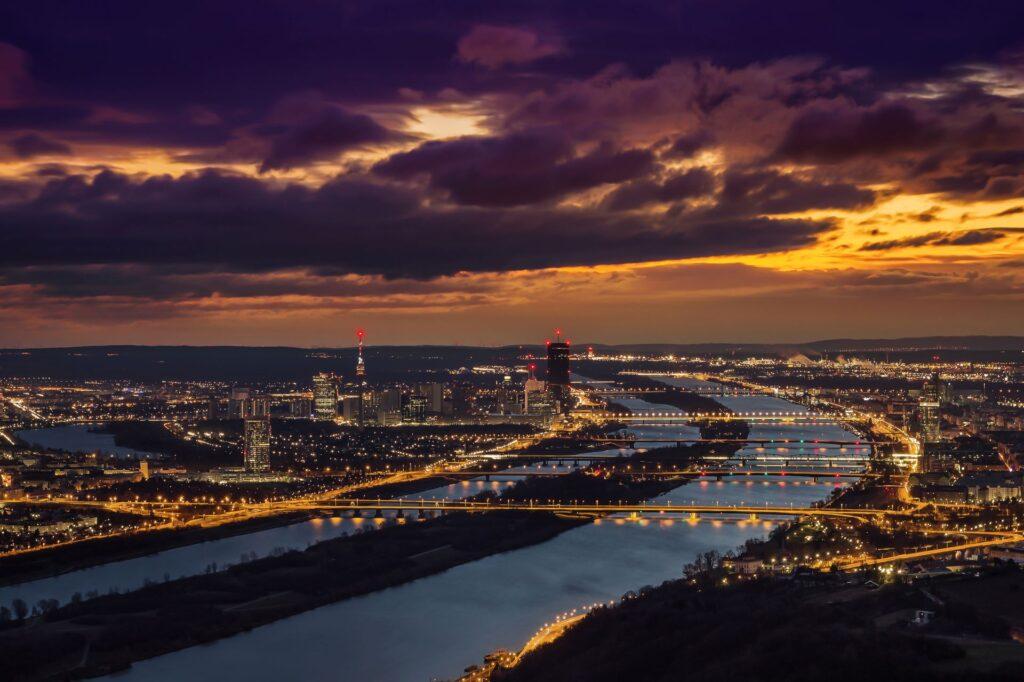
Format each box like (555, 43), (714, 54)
(100, 383), (859, 682)
(15, 424), (157, 460)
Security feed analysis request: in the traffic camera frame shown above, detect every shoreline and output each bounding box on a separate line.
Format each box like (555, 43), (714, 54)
(0, 451), (604, 589)
(0, 475), (690, 681)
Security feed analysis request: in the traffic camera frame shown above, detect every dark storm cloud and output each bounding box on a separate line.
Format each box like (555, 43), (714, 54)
(859, 229), (1009, 251)
(0, 263), (504, 301)
(6, 132), (70, 158)
(456, 25), (564, 68)
(1, 1), (1021, 160)
(0, 170), (830, 280)
(924, 146), (1024, 200)
(666, 131), (714, 158)
(259, 106), (398, 172)
(375, 130), (655, 206)
(6, 2), (1023, 111)
(774, 103), (945, 163)
(602, 168), (715, 211)
(717, 169), (878, 215)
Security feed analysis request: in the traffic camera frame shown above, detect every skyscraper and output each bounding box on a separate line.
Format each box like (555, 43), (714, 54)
(546, 329), (571, 410)
(919, 372), (944, 444)
(919, 372), (947, 472)
(313, 372), (337, 421)
(524, 364), (547, 414)
(243, 417), (271, 472)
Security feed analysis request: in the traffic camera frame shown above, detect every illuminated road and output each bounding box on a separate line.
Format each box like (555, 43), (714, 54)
(838, 528), (1024, 569)
(2, 396), (46, 421)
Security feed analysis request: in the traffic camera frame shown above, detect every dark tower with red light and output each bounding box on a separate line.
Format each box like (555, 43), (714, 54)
(356, 329), (366, 426)
(546, 329), (571, 411)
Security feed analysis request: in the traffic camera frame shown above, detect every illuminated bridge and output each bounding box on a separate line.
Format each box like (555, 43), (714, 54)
(478, 450), (873, 467)
(583, 437), (882, 447)
(431, 469), (876, 480)
(591, 411), (835, 422)
(275, 497), (883, 520)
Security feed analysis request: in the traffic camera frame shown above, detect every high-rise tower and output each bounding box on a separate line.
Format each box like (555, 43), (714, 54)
(356, 328), (366, 380)
(312, 372), (337, 420)
(243, 417), (271, 472)
(546, 329), (571, 411)
(919, 372), (943, 444)
(919, 372), (948, 472)
(355, 329), (367, 426)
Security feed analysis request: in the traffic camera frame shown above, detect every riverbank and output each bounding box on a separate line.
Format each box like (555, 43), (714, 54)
(0, 511), (314, 588)
(0, 450), (591, 588)
(495, 566), (1024, 682)
(0, 473), (688, 681)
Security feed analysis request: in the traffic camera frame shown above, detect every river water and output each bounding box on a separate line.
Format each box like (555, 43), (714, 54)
(98, 383), (859, 682)
(15, 424), (156, 460)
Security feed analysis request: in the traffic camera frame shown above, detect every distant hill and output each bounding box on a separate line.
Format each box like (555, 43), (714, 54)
(0, 337), (1021, 381)
(586, 336), (1024, 356)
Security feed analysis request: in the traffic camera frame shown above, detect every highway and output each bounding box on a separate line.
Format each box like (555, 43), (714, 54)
(838, 528), (1024, 570)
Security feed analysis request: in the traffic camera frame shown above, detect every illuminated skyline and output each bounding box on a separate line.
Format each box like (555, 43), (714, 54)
(1, 2), (1023, 346)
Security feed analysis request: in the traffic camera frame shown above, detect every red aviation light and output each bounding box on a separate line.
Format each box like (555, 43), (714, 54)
(565, 339), (571, 346)
(545, 339), (551, 346)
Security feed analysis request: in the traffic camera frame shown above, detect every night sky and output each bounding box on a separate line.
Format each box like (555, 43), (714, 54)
(2, 1), (1023, 346)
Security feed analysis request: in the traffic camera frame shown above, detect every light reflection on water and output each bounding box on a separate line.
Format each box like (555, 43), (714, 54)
(105, 389), (862, 682)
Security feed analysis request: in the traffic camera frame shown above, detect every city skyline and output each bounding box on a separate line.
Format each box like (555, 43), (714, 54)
(2, 2), (1024, 346)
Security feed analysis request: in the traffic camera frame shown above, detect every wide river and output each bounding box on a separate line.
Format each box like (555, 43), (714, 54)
(16, 424), (157, 459)
(88, 381), (861, 682)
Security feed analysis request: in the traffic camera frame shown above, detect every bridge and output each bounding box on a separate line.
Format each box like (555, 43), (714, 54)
(430, 468), (875, 480)
(274, 497), (882, 520)
(584, 437), (881, 447)
(591, 411), (835, 422)
(475, 451), (871, 467)
(585, 387), (759, 397)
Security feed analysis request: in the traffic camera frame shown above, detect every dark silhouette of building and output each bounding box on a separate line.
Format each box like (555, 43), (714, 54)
(546, 331), (571, 410)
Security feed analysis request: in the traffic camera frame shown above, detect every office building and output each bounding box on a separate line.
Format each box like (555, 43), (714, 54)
(313, 372), (337, 421)
(289, 397), (312, 419)
(341, 395), (362, 422)
(403, 395), (429, 423)
(416, 382), (444, 413)
(920, 372), (944, 444)
(228, 387), (251, 419)
(546, 333), (571, 409)
(243, 417), (271, 472)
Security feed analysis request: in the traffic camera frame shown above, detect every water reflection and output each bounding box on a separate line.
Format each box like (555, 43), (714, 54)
(106, 389), (862, 682)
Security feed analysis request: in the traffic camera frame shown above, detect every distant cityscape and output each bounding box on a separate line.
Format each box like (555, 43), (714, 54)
(1, 336), (1023, 678)
(4, 2), (1024, 678)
